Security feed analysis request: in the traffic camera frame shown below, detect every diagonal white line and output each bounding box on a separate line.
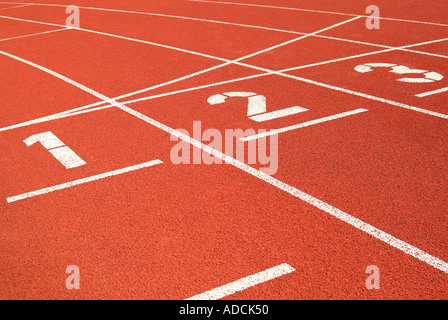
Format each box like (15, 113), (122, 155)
(0, 1), (446, 61)
(186, 0), (448, 27)
(249, 106), (308, 122)
(0, 15), (362, 131)
(116, 102), (448, 274)
(282, 37), (448, 73)
(6, 159), (163, 203)
(0, 13), (445, 120)
(0, 27), (67, 42)
(416, 86), (448, 97)
(1, 49), (447, 275)
(0, 3), (31, 11)
(0, 12), (446, 134)
(105, 36), (448, 109)
(0, 48), (120, 106)
(241, 108), (369, 141)
(0, 14), (231, 62)
(0, 13), (62, 27)
(0, 32), (446, 134)
(0, 1), (310, 35)
(0, 32), (446, 136)
(101, 16), (361, 104)
(113, 38), (448, 120)
(1, 0), (447, 26)
(186, 263), (295, 300)
(234, 15), (362, 62)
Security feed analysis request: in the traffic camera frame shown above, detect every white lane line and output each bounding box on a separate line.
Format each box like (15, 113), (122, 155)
(2, 1), (307, 35)
(6, 159), (163, 203)
(0, 12), (347, 106)
(0, 13), (445, 125)
(0, 71), (267, 134)
(2, 49), (447, 274)
(0, 37), (443, 134)
(0, 27), (67, 42)
(109, 36), (448, 107)
(111, 32), (448, 121)
(416, 86), (448, 97)
(2, 0), (445, 60)
(282, 38), (448, 73)
(115, 36), (448, 108)
(0, 3), (30, 11)
(186, 0), (448, 27)
(97, 37), (447, 110)
(0, 0), (446, 63)
(0, 105), (112, 132)
(242, 108), (368, 141)
(267, 69), (448, 120)
(0, 14), (230, 62)
(117, 57), (448, 121)
(0, 48), (117, 104)
(0, 13), (445, 119)
(1, 0), (448, 28)
(186, 263), (295, 300)
(117, 103), (448, 274)
(402, 48), (448, 59)
(249, 106), (308, 122)
(0, 12), (360, 82)
(78, 15), (359, 107)
(312, 34), (448, 59)
(0, 14), (62, 27)
(100, 17), (361, 106)
(0, 32), (446, 135)
(0, 15), (361, 132)
(235, 16), (362, 62)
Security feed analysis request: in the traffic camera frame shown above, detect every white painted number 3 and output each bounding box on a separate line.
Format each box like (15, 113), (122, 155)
(354, 63), (443, 83)
(24, 131), (86, 169)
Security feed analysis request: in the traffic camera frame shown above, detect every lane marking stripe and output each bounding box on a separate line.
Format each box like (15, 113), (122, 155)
(416, 86), (448, 97)
(0, 15), (359, 107)
(241, 108), (368, 141)
(0, 3), (30, 11)
(1, 31), (448, 275)
(0, 14), (446, 123)
(0, 33), (446, 136)
(116, 103), (448, 274)
(1, 0), (447, 27)
(249, 106), (308, 122)
(1, 33), (446, 133)
(186, 263), (295, 300)
(0, 1), (446, 62)
(186, 0), (448, 27)
(6, 159), (163, 203)
(0, 27), (67, 42)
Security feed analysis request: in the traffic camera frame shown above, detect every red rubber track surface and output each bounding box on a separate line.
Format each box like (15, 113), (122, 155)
(0, 0), (447, 299)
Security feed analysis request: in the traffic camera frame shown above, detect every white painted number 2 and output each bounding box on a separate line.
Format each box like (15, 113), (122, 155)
(207, 92), (307, 122)
(24, 131), (86, 169)
(354, 63), (443, 83)
(206, 91), (368, 140)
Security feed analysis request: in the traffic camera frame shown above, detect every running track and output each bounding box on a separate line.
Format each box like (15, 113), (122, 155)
(0, 0), (447, 299)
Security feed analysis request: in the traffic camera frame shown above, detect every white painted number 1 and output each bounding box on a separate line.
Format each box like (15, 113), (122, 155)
(24, 131), (86, 169)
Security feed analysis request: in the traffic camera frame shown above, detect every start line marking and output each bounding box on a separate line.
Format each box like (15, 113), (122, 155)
(241, 108), (368, 141)
(6, 159), (163, 203)
(416, 86), (448, 97)
(186, 263), (295, 300)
